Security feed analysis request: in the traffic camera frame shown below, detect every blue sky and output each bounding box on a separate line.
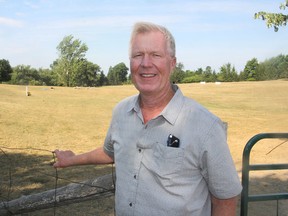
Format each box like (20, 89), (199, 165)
(0, 0), (287, 74)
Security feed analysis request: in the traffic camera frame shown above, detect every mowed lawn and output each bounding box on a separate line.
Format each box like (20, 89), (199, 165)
(0, 80), (287, 215)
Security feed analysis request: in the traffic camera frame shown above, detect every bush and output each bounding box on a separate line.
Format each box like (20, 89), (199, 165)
(182, 75), (202, 83)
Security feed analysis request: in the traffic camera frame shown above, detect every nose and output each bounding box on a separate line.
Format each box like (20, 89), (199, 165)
(141, 54), (153, 67)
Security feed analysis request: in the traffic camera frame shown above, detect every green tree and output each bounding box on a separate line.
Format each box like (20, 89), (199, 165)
(107, 66), (114, 84)
(52, 35), (88, 86)
(98, 71), (108, 86)
(170, 62), (185, 83)
(182, 75), (202, 83)
(11, 65), (40, 85)
(75, 60), (102, 86)
(278, 54), (288, 78)
(241, 58), (259, 81)
(211, 70), (218, 82)
(38, 68), (54, 86)
(218, 63), (238, 82)
(0, 59), (13, 82)
(259, 54), (288, 80)
(195, 67), (204, 76)
(181, 69), (203, 83)
(255, 0), (288, 31)
(202, 66), (215, 82)
(107, 62), (128, 85)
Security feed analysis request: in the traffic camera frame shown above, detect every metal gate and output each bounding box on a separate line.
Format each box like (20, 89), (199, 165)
(240, 133), (288, 216)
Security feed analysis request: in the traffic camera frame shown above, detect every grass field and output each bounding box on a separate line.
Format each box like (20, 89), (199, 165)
(0, 81), (287, 215)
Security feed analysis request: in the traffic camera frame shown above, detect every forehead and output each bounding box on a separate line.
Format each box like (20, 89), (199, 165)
(131, 31), (167, 52)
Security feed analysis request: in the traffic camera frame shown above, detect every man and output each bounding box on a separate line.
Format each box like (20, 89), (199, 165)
(54, 22), (242, 216)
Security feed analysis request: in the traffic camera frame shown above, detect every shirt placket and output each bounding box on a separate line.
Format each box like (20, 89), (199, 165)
(129, 121), (153, 215)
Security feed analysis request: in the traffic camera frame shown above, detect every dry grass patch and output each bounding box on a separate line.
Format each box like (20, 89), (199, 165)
(0, 81), (287, 215)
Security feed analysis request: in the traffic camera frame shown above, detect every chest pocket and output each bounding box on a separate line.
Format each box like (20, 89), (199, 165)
(142, 142), (185, 177)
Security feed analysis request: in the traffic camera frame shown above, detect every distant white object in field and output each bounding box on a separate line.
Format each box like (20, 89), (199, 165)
(26, 86), (31, 96)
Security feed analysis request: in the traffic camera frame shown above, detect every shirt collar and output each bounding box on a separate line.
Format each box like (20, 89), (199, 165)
(126, 95), (138, 112)
(127, 85), (185, 125)
(161, 85), (184, 125)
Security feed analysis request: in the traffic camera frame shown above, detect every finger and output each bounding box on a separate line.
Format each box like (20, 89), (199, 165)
(53, 149), (60, 155)
(53, 161), (60, 168)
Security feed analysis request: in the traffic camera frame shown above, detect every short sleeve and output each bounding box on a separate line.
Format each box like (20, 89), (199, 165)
(200, 119), (242, 199)
(103, 106), (119, 159)
(103, 123), (114, 159)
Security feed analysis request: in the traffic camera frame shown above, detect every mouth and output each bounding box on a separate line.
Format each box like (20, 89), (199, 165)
(140, 73), (156, 78)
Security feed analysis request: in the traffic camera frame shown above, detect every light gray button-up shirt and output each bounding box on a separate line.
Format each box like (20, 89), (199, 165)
(104, 85), (242, 216)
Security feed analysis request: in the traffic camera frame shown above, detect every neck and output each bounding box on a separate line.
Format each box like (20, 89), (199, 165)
(140, 86), (175, 123)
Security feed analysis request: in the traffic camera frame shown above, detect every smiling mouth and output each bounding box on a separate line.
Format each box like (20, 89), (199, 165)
(141, 74), (156, 78)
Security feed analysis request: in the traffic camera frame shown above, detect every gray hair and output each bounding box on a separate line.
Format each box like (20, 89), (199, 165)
(129, 22), (176, 58)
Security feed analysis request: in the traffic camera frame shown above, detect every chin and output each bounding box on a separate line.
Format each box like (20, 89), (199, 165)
(140, 88), (159, 95)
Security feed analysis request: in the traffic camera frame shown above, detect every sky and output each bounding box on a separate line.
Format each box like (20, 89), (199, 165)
(0, 0), (287, 74)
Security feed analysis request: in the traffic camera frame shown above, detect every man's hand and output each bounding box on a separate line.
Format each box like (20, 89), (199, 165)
(53, 149), (76, 168)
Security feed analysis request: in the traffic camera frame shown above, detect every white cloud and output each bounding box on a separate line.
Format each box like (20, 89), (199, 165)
(0, 17), (23, 27)
(24, 1), (40, 9)
(39, 15), (181, 30)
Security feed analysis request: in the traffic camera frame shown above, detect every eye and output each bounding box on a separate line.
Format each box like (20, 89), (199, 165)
(152, 53), (161, 57)
(132, 53), (143, 58)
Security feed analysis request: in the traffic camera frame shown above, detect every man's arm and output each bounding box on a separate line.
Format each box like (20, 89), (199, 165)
(53, 147), (114, 168)
(211, 195), (238, 216)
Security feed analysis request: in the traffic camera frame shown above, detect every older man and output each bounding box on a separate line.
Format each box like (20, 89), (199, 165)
(54, 22), (242, 216)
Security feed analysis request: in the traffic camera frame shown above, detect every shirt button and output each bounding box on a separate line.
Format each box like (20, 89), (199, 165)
(138, 148), (142, 153)
(129, 203), (133, 207)
(134, 174), (137, 179)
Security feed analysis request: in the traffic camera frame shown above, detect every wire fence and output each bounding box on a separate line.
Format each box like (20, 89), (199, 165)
(1, 138), (287, 215)
(0, 146), (115, 216)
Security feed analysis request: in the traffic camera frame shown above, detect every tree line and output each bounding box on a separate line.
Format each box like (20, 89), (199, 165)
(0, 35), (287, 86)
(171, 55), (288, 84)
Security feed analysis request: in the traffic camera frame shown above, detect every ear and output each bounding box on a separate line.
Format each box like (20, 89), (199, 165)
(169, 57), (177, 79)
(170, 57), (177, 71)
(170, 57), (177, 75)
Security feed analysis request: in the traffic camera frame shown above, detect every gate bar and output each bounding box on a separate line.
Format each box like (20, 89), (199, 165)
(240, 133), (288, 216)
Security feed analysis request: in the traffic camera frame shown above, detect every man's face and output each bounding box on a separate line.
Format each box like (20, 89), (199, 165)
(130, 31), (176, 95)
